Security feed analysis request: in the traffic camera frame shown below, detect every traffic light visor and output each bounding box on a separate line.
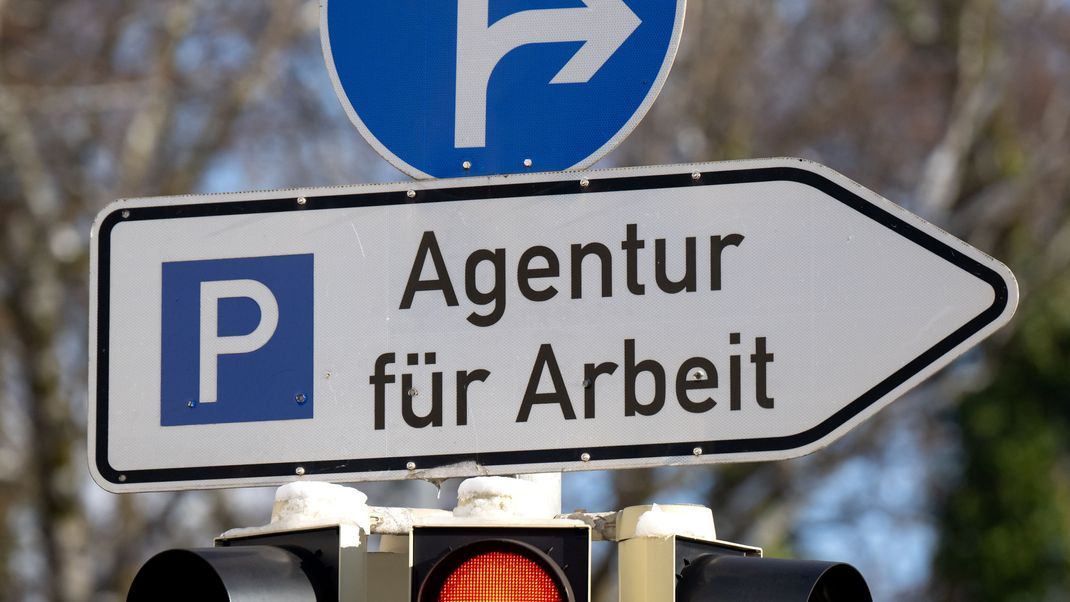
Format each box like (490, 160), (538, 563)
(676, 555), (872, 602)
(127, 546), (321, 602)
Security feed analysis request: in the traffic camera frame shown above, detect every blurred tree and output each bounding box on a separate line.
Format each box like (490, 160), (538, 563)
(0, 1), (388, 600)
(934, 293), (1070, 600)
(928, 0), (1070, 595)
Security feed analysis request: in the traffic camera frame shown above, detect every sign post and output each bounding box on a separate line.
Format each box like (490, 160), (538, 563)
(89, 159), (1017, 492)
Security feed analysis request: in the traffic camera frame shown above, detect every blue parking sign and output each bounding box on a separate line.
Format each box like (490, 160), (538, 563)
(322, 0), (685, 179)
(160, 254), (314, 426)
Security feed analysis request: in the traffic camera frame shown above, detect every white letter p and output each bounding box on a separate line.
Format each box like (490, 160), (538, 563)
(199, 279), (280, 404)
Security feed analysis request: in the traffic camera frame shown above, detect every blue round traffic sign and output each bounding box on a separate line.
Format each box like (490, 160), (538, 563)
(322, 0), (685, 179)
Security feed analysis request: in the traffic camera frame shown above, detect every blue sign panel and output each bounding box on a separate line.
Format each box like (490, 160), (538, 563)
(160, 254), (314, 426)
(323, 0), (685, 179)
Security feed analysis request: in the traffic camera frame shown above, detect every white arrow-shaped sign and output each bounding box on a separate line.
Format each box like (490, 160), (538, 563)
(455, 0), (642, 148)
(89, 159), (1017, 492)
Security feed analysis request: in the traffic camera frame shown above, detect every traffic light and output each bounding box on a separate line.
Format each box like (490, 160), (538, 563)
(617, 505), (872, 602)
(127, 524), (366, 602)
(410, 524), (591, 602)
(125, 491), (866, 601)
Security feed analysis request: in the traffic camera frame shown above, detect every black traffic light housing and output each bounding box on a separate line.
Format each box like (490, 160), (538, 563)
(672, 537), (872, 602)
(127, 525), (363, 602)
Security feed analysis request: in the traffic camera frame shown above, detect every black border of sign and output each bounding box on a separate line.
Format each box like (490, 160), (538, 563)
(93, 166), (1010, 487)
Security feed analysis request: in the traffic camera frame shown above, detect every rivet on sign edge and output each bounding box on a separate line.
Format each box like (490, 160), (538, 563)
(406, 461), (417, 471)
(295, 466), (306, 476)
(523, 159), (533, 168)
(121, 209), (130, 218)
(691, 172), (702, 181)
(118, 474), (127, 482)
(407, 190), (416, 199)
(462, 161), (472, 170)
(297, 197), (308, 206)
(580, 452), (591, 462)
(579, 179), (590, 188)
(693, 447), (703, 456)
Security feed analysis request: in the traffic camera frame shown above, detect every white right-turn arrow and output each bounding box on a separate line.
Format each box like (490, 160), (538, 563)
(455, 0), (642, 149)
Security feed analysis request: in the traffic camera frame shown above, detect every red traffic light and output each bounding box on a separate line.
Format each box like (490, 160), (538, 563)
(420, 539), (573, 602)
(412, 526), (590, 602)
